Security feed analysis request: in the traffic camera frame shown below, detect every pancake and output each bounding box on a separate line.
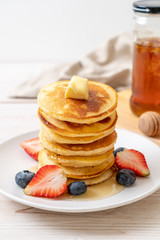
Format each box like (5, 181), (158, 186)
(38, 149), (115, 179)
(40, 120), (115, 144)
(38, 108), (117, 137)
(39, 130), (117, 156)
(29, 164), (114, 186)
(67, 168), (114, 186)
(42, 148), (114, 167)
(37, 81), (118, 124)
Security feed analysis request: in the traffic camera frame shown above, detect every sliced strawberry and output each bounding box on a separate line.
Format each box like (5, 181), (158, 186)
(115, 149), (150, 177)
(24, 165), (67, 198)
(20, 137), (41, 160)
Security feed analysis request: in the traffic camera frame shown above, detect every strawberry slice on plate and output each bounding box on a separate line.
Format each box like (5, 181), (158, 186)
(20, 137), (41, 160)
(24, 165), (67, 198)
(115, 149), (150, 177)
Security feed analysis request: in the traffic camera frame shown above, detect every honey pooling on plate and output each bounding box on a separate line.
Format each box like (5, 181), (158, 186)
(130, 38), (160, 116)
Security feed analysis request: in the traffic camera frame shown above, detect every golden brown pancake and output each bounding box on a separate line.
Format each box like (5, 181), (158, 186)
(42, 148), (114, 167)
(37, 79), (118, 185)
(39, 130), (117, 156)
(38, 149), (115, 179)
(31, 164), (114, 186)
(67, 168), (114, 186)
(38, 108), (117, 137)
(37, 81), (118, 124)
(40, 120), (115, 144)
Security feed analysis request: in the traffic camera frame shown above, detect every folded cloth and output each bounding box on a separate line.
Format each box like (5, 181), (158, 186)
(10, 32), (133, 98)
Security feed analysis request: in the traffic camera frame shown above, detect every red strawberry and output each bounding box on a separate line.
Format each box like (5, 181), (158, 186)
(20, 137), (41, 160)
(24, 165), (67, 198)
(115, 149), (150, 176)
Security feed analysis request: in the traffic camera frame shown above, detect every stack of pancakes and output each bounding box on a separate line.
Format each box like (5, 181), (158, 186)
(37, 80), (118, 185)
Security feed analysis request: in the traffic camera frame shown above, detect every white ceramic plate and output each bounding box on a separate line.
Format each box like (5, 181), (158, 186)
(0, 129), (160, 213)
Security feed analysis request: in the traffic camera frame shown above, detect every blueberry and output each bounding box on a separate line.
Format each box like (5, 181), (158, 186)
(116, 169), (136, 186)
(113, 147), (125, 157)
(68, 181), (87, 195)
(15, 170), (35, 189)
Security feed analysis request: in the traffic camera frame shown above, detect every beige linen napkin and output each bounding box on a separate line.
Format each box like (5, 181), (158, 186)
(10, 32), (133, 98)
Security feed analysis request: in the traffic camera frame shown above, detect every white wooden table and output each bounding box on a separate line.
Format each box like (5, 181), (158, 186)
(0, 64), (160, 240)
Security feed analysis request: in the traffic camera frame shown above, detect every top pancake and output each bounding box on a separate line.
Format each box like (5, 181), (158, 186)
(38, 81), (118, 124)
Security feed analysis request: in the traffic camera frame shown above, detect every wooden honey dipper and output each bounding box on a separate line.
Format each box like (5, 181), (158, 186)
(138, 111), (160, 137)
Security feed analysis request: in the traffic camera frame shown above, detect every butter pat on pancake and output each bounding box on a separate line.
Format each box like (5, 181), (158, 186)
(37, 81), (118, 124)
(65, 75), (89, 100)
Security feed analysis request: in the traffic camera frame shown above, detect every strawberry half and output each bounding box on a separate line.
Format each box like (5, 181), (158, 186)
(20, 137), (41, 160)
(24, 165), (67, 198)
(115, 149), (150, 177)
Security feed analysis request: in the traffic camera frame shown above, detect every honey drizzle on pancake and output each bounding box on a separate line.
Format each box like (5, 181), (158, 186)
(46, 148), (114, 167)
(38, 149), (115, 179)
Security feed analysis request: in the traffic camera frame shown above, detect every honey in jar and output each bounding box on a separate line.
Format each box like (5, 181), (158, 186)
(130, 38), (160, 116)
(131, 1), (160, 116)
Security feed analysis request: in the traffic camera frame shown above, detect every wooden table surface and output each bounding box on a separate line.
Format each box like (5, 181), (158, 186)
(0, 89), (160, 240)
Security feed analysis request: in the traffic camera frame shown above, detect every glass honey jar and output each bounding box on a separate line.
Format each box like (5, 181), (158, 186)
(130, 0), (160, 116)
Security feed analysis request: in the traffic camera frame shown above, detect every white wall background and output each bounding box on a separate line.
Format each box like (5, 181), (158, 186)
(0, 0), (133, 62)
